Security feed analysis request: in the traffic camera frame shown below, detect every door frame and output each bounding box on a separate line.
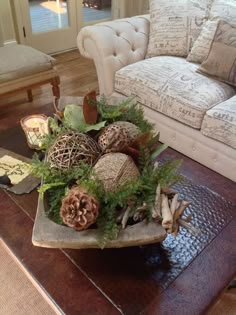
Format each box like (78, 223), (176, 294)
(13, 0), (114, 54)
(13, 0), (81, 54)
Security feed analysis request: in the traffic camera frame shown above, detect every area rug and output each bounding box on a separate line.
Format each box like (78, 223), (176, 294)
(0, 239), (62, 315)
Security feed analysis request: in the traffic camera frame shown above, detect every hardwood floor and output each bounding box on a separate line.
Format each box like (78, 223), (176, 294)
(0, 50), (235, 314)
(0, 50), (98, 133)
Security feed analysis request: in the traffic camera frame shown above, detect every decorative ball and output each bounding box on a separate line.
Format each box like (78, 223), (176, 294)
(98, 121), (140, 153)
(60, 186), (99, 231)
(47, 132), (101, 170)
(93, 153), (140, 192)
(114, 121), (141, 139)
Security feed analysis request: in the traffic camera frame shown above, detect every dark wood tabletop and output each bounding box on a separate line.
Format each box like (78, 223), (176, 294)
(0, 108), (236, 315)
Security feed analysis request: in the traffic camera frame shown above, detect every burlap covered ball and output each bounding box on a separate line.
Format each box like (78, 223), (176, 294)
(47, 132), (101, 170)
(93, 152), (140, 192)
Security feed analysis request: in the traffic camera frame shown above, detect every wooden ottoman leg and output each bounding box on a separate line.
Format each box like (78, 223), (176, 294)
(51, 76), (60, 101)
(27, 90), (33, 102)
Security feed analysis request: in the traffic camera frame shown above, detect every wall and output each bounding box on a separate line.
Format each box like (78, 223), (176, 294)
(113, 0), (149, 19)
(0, 0), (16, 44)
(0, 18), (4, 46)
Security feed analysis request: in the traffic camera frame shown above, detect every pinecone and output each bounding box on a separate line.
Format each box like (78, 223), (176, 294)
(60, 186), (99, 231)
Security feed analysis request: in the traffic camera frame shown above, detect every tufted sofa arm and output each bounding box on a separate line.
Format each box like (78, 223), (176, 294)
(77, 15), (150, 96)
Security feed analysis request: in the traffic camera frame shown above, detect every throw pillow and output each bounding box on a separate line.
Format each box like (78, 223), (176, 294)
(197, 20), (236, 87)
(187, 0), (236, 63)
(147, 0), (212, 57)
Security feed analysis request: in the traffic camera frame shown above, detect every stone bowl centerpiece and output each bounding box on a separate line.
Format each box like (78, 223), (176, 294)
(31, 93), (194, 249)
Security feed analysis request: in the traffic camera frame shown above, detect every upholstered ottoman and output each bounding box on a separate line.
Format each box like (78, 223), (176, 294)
(0, 44), (60, 101)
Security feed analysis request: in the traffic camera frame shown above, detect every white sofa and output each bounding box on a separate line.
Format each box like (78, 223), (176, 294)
(77, 15), (236, 182)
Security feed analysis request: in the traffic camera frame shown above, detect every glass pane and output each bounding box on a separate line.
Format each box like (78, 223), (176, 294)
(29, 0), (69, 33)
(82, 0), (112, 23)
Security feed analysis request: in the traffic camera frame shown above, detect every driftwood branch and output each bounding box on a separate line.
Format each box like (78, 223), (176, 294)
(161, 194), (173, 232)
(133, 203), (148, 222)
(178, 218), (201, 236)
(121, 207), (131, 229)
(152, 184), (161, 219)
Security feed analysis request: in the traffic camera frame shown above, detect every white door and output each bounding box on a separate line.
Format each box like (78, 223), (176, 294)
(14, 0), (79, 54)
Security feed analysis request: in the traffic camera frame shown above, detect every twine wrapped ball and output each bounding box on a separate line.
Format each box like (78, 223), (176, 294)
(93, 152), (140, 192)
(47, 132), (101, 170)
(98, 121), (140, 153)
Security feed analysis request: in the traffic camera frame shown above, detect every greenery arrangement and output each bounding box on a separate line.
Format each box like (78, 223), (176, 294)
(31, 92), (191, 248)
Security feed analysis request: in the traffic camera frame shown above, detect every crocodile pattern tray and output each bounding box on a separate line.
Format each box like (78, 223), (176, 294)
(64, 178), (235, 315)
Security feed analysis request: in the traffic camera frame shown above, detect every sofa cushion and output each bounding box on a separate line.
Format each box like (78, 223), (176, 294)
(147, 0), (212, 58)
(114, 56), (236, 129)
(201, 96), (236, 149)
(0, 45), (56, 83)
(197, 20), (236, 87)
(187, 0), (236, 64)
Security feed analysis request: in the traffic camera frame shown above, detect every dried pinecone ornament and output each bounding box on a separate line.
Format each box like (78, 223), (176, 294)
(93, 152), (140, 192)
(60, 186), (99, 231)
(47, 132), (101, 170)
(98, 121), (140, 153)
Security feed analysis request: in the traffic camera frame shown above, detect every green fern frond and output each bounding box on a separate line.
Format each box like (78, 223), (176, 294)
(119, 103), (154, 132)
(46, 186), (67, 224)
(156, 160), (183, 187)
(95, 96), (131, 120)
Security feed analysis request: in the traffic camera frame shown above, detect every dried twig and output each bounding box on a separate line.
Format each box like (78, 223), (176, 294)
(116, 208), (128, 223)
(173, 200), (191, 222)
(184, 214), (192, 223)
(152, 184), (161, 219)
(133, 203), (148, 222)
(170, 193), (179, 215)
(153, 161), (159, 170)
(121, 207), (131, 229)
(161, 194), (173, 232)
(178, 218), (201, 236)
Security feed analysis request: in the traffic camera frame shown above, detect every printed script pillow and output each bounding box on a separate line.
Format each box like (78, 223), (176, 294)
(147, 0), (212, 57)
(197, 20), (236, 87)
(187, 0), (236, 63)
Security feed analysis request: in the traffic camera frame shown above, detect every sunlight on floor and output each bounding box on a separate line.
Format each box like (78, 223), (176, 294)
(29, 0), (112, 33)
(29, 0), (68, 33)
(40, 0), (67, 14)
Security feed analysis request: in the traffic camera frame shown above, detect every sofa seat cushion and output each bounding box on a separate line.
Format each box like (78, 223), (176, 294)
(201, 96), (236, 149)
(115, 56), (236, 129)
(0, 45), (56, 83)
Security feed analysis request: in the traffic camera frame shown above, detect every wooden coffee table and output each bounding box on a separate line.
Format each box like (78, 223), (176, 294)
(0, 118), (235, 315)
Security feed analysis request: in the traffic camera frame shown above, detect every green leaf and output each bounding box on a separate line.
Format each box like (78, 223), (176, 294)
(150, 143), (168, 160)
(147, 133), (160, 148)
(63, 104), (106, 132)
(63, 104), (84, 131)
(83, 120), (106, 132)
(38, 182), (66, 195)
(48, 117), (61, 133)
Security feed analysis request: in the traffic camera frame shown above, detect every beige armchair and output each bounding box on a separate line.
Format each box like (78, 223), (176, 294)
(0, 44), (60, 102)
